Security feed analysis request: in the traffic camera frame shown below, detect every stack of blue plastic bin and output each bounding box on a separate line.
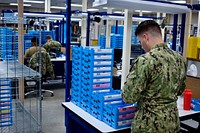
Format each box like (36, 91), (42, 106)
(0, 79), (12, 127)
(98, 36), (106, 49)
(131, 25), (139, 44)
(103, 103), (137, 129)
(71, 46), (83, 106)
(90, 90), (123, 120)
(80, 47), (114, 113)
(111, 34), (123, 48)
(0, 28), (13, 59)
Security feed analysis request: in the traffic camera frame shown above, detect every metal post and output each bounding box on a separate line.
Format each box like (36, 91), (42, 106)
(180, 13), (186, 54)
(81, 0), (87, 46)
(106, 8), (112, 48)
(62, 19), (65, 44)
(86, 12), (90, 46)
(65, 0), (71, 102)
(115, 20), (118, 34)
(172, 14), (178, 51)
(45, 0), (51, 31)
(121, 9), (132, 89)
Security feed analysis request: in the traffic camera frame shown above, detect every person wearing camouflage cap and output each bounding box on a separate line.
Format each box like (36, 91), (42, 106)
(122, 20), (186, 133)
(43, 35), (62, 53)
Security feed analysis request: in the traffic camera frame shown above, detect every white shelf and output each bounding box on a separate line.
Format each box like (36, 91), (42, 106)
(62, 97), (200, 132)
(177, 97), (200, 118)
(62, 102), (129, 133)
(93, 0), (190, 14)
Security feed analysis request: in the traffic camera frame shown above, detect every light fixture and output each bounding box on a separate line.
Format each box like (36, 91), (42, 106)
(10, 3), (31, 7)
(135, 10), (152, 13)
(170, 0), (186, 4)
(71, 4), (82, 7)
(51, 6), (66, 10)
(113, 11), (124, 14)
(102, 7), (114, 10)
(87, 8), (99, 11)
(14, 12), (65, 18)
(24, 0), (44, 4)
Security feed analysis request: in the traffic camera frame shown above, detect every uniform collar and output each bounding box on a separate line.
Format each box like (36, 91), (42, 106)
(151, 43), (168, 50)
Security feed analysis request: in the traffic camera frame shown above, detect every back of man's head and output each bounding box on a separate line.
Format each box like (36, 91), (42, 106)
(135, 20), (162, 37)
(46, 35), (52, 40)
(31, 37), (39, 46)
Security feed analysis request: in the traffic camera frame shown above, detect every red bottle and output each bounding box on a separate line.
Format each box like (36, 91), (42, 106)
(183, 89), (192, 110)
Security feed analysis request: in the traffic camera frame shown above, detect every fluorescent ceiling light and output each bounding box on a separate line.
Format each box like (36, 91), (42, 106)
(24, 0), (44, 4)
(113, 11), (124, 14)
(102, 7), (114, 10)
(71, 4), (82, 7)
(51, 6), (66, 9)
(103, 15), (152, 21)
(14, 12), (65, 18)
(170, 1), (186, 4)
(10, 3), (31, 7)
(87, 8), (99, 11)
(135, 10), (152, 13)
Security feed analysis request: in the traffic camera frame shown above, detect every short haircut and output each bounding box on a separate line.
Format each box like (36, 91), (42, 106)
(31, 36), (39, 44)
(46, 35), (52, 40)
(135, 20), (161, 36)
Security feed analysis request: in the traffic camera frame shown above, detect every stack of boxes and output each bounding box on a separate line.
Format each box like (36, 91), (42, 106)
(111, 34), (123, 48)
(0, 27), (13, 59)
(71, 46), (136, 129)
(103, 103), (137, 129)
(98, 36), (106, 49)
(131, 25), (139, 44)
(0, 79), (12, 127)
(71, 46), (82, 106)
(99, 25), (139, 48)
(80, 47), (114, 112)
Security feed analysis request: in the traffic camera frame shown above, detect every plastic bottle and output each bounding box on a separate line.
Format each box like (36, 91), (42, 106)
(183, 89), (192, 110)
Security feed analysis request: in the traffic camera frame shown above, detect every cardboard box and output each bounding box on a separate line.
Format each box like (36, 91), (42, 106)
(186, 76), (200, 99)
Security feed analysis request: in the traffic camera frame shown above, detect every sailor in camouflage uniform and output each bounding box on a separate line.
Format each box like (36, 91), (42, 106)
(43, 35), (62, 52)
(122, 20), (186, 133)
(29, 51), (55, 79)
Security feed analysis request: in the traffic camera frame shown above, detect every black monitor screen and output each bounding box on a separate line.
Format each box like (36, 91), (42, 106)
(114, 48), (122, 63)
(49, 47), (60, 57)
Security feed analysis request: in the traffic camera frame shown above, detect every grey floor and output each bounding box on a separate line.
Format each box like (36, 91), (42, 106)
(42, 82), (66, 133)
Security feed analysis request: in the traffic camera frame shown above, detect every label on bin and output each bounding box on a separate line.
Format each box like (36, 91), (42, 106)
(104, 100), (122, 105)
(94, 55), (112, 60)
(0, 90), (10, 93)
(94, 67), (111, 71)
(0, 86), (10, 90)
(93, 89), (110, 93)
(0, 81), (10, 85)
(118, 119), (132, 126)
(94, 61), (112, 66)
(94, 49), (112, 54)
(93, 72), (111, 77)
(118, 113), (135, 120)
(93, 78), (111, 83)
(104, 94), (121, 100)
(0, 94), (10, 98)
(118, 106), (136, 113)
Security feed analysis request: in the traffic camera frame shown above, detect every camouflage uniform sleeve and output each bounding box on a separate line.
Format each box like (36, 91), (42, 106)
(122, 56), (149, 104)
(45, 53), (55, 79)
(177, 58), (187, 95)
